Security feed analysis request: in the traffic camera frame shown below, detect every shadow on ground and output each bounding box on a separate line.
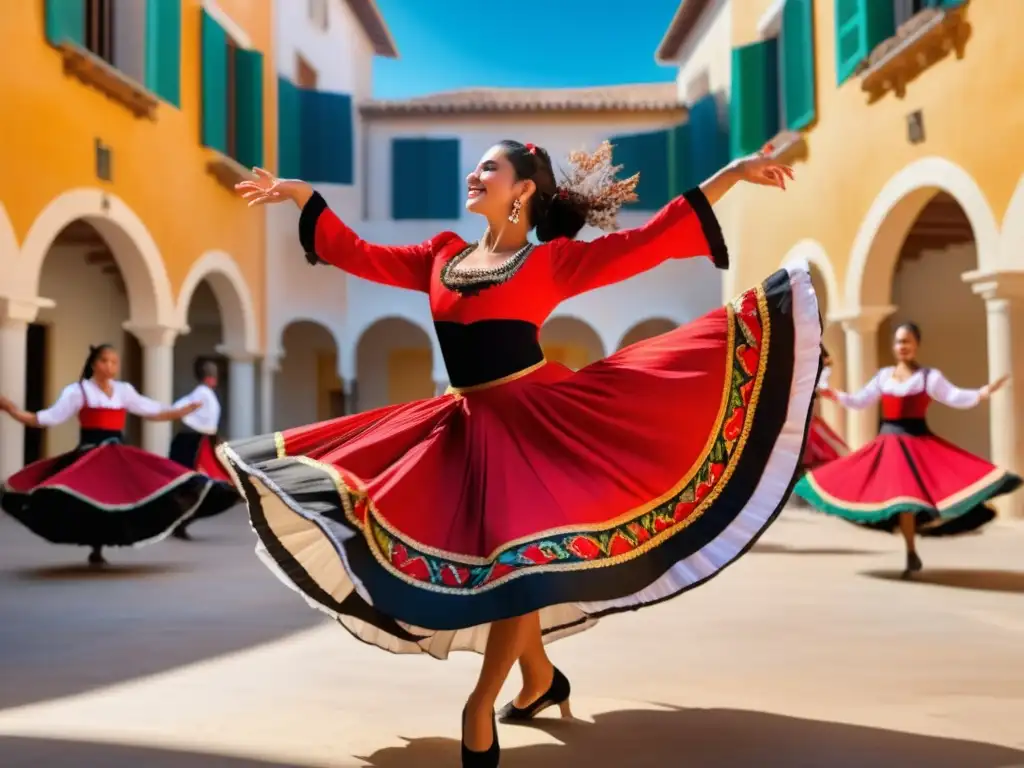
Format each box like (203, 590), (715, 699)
(0, 737), (307, 768)
(863, 568), (1024, 594)
(13, 563), (186, 581)
(359, 706), (1024, 768)
(752, 542), (880, 556)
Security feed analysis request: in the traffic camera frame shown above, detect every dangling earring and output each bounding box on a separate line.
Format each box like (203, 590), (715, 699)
(508, 198), (522, 225)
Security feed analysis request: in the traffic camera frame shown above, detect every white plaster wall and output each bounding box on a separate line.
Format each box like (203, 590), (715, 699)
(36, 247), (131, 455)
(669, 0), (733, 102)
(274, 320), (340, 429)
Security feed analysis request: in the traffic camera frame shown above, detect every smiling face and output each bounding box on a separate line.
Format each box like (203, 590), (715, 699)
(464, 144), (534, 221)
(892, 326), (919, 363)
(93, 348), (120, 381)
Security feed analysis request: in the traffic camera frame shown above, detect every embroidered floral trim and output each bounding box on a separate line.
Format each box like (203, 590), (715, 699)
(324, 285), (771, 593)
(440, 242), (535, 295)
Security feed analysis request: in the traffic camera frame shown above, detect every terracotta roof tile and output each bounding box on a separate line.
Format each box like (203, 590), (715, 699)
(656, 0), (713, 63)
(345, 0), (398, 58)
(361, 83), (684, 117)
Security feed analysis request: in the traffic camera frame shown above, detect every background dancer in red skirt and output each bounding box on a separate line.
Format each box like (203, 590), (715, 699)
(796, 322), (1019, 578)
(801, 347), (849, 471)
(228, 139), (821, 767)
(0, 344), (211, 565)
(167, 360), (241, 540)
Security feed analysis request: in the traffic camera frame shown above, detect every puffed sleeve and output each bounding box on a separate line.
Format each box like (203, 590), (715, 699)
(926, 369), (982, 409)
(299, 192), (456, 293)
(837, 370), (885, 410)
(120, 383), (165, 418)
(36, 384), (85, 427)
(550, 188), (729, 299)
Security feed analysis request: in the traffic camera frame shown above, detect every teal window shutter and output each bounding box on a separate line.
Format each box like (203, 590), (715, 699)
(729, 39), (781, 158)
(45, 0), (85, 48)
(929, 0), (965, 7)
(611, 133), (638, 200)
(426, 139), (460, 220)
(200, 10), (228, 153)
(233, 48), (264, 168)
(667, 122), (690, 198)
(834, 0), (895, 85)
(277, 78), (302, 178)
(299, 91), (353, 184)
(392, 138), (427, 219)
(144, 0), (181, 106)
(686, 94), (728, 189)
(781, 0), (816, 130)
(614, 130), (670, 211)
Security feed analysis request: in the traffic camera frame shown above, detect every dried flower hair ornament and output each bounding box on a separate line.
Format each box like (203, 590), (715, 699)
(556, 140), (640, 232)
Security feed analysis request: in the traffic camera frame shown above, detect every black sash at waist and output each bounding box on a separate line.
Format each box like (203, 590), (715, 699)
(435, 320), (545, 388)
(879, 418), (930, 437)
(79, 428), (123, 447)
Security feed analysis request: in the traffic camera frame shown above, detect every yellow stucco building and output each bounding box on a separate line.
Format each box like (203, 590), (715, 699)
(0, 0), (272, 474)
(660, 0), (1024, 515)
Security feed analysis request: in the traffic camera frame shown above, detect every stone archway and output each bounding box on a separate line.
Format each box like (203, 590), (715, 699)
(355, 317), (434, 411)
(175, 250), (259, 356)
(0, 202), (17, 284)
(540, 316), (605, 370)
(617, 318), (677, 351)
(999, 174), (1024, 268)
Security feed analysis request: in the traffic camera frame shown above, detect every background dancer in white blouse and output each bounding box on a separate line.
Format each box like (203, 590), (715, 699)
(795, 322), (1019, 577)
(168, 360), (240, 539)
(0, 343), (210, 565)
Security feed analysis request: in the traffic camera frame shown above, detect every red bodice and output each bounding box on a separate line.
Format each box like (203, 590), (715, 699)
(79, 406), (127, 431)
(881, 391), (931, 421)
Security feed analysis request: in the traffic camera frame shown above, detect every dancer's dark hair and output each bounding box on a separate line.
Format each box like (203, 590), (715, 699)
(895, 322), (922, 342)
(498, 140), (588, 242)
(194, 359), (218, 382)
(80, 344), (114, 381)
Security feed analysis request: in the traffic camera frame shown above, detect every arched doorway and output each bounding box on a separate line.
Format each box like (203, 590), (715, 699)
(355, 317), (434, 411)
(275, 320), (343, 429)
(540, 316), (604, 370)
(882, 192), (988, 456)
(31, 220), (144, 457)
(617, 318), (677, 351)
(173, 281), (230, 434)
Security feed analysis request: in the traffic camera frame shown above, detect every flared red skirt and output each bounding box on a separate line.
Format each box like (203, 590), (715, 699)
(220, 263), (822, 658)
(169, 429), (239, 521)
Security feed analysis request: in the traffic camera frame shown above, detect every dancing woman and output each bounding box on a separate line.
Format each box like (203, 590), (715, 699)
(795, 322), (1020, 576)
(801, 348), (848, 471)
(0, 344), (212, 565)
(167, 360), (241, 540)
(225, 140), (821, 767)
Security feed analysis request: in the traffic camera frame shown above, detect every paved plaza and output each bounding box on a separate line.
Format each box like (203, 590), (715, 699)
(0, 504), (1022, 767)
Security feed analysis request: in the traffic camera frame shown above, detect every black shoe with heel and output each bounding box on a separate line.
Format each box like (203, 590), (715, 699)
(498, 666), (572, 723)
(901, 550), (923, 579)
(461, 707), (500, 768)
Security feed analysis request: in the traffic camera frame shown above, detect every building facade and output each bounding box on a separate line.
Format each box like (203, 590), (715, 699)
(658, 0), (1024, 515)
(0, 0), (290, 479)
(265, 83), (726, 429)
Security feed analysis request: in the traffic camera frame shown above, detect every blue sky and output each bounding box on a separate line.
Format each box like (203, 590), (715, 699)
(372, 0), (681, 99)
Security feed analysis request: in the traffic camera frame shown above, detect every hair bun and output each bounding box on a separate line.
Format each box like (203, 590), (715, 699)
(535, 195), (587, 243)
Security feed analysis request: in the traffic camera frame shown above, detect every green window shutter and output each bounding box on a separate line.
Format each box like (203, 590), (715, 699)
(200, 10), (228, 153)
(426, 138), (460, 220)
(781, 0), (816, 130)
(277, 77), (302, 178)
(835, 0), (895, 85)
(299, 90), (353, 184)
(45, 0), (85, 48)
(927, 0), (965, 7)
(686, 94), (728, 189)
(233, 47), (264, 168)
(667, 122), (690, 198)
(614, 130), (669, 211)
(144, 0), (181, 106)
(392, 138), (428, 219)
(729, 39), (781, 158)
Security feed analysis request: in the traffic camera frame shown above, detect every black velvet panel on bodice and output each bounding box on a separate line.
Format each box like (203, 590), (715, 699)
(434, 320), (545, 388)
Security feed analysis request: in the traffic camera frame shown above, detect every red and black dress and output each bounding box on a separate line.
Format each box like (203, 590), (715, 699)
(795, 367), (1021, 535)
(1, 380), (212, 550)
(219, 189), (823, 659)
(801, 367), (848, 470)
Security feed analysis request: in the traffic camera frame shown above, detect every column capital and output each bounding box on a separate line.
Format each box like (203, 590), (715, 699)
(216, 344), (260, 363)
(123, 322), (180, 348)
(0, 294), (56, 325)
(831, 305), (896, 334)
(962, 269), (1024, 301)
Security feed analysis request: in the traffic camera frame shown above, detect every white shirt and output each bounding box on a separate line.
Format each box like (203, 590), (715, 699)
(838, 367), (981, 411)
(818, 365), (832, 391)
(174, 383), (220, 435)
(37, 379), (165, 427)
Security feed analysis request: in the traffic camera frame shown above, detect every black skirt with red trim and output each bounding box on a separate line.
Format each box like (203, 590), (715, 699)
(1, 431), (212, 548)
(168, 428), (240, 521)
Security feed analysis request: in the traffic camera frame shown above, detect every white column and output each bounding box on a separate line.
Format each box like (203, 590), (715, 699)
(967, 272), (1024, 518)
(227, 353), (257, 439)
(126, 323), (177, 454)
(0, 318), (28, 480)
(837, 305), (895, 450)
(820, 320), (847, 440)
(260, 354), (278, 433)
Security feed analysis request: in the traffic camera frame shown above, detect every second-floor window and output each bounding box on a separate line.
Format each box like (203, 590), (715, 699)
(309, 0), (329, 31)
(85, 0), (113, 64)
(391, 138), (461, 220)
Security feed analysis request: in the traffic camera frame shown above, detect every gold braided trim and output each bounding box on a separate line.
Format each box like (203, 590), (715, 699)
(445, 359), (549, 396)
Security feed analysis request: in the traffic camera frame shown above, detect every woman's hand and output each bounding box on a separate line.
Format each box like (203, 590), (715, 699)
(0, 395), (13, 413)
(235, 168), (314, 209)
(980, 374), (1010, 399)
(733, 144), (795, 190)
(817, 388), (838, 402)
